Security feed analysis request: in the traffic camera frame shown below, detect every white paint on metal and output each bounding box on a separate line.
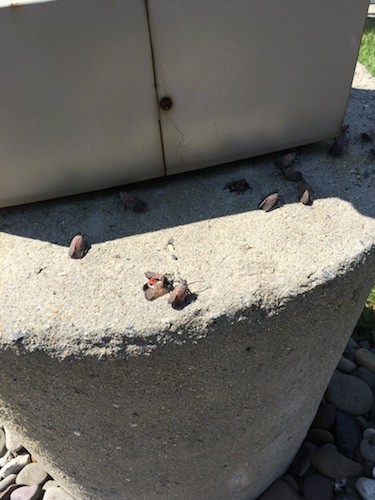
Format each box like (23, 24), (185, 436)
(0, 0), (164, 207)
(0, 1), (57, 7)
(147, 0), (369, 174)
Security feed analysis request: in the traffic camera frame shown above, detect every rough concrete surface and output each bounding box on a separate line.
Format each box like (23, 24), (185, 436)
(0, 62), (374, 499)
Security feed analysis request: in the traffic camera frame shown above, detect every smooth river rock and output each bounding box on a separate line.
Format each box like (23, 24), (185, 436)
(42, 487), (75, 500)
(258, 479), (300, 500)
(15, 463), (48, 486)
(301, 473), (333, 500)
(337, 356), (357, 374)
(355, 349), (375, 373)
(356, 477), (375, 500)
(311, 446), (363, 478)
(354, 367), (375, 390)
(359, 439), (375, 463)
(312, 403), (336, 430)
(326, 373), (373, 416)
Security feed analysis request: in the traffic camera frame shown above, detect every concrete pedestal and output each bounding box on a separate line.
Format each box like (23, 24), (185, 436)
(0, 64), (374, 499)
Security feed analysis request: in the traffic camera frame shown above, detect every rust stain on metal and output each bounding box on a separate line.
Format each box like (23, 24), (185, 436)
(159, 96), (173, 111)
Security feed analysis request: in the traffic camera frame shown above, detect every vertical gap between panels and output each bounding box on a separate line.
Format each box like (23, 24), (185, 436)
(144, 0), (167, 176)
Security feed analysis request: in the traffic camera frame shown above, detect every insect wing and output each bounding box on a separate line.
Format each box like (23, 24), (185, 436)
(68, 234), (85, 259)
(120, 191), (147, 213)
(298, 182), (313, 206)
(282, 167), (302, 182)
(258, 192), (279, 212)
(144, 282), (169, 301)
(168, 282), (189, 308)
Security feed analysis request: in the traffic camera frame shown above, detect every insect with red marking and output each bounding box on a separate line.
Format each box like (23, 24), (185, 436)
(143, 272), (174, 301)
(168, 279), (190, 309)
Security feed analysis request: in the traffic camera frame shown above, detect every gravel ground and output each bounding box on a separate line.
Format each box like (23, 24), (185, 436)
(259, 324), (375, 500)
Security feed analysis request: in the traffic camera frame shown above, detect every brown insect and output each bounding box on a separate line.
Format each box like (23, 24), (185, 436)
(168, 279), (190, 309)
(328, 125), (349, 157)
(298, 181), (313, 206)
(68, 234), (90, 259)
(119, 191), (147, 213)
(274, 152), (296, 168)
(224, 179), (252, 194)
(143, 272), (174, 301)
(360, 130), (374, 143)
(258, 192), (280, 212)
(281, 167), (303, 182)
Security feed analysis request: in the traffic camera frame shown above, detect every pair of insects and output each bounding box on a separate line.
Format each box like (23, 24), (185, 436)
(143, 272), (190, 309)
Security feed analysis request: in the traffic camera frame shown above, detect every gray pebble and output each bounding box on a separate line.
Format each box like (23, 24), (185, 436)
(0, 451), (12, 468)
(360, 439), (375, 463)
(0, 455), (30, 479)
(326, 373), (373, 416)
(311, 446), (363, 478)
(0, 474), (16, 492)
(338, 356), (358, 374)
(356, 417), (371, 431)
(301, 473), (333, 500)
(345, 339), (359, 360)
(312, 403), (336, 430)
(4, 427), (23, 454)
(354, 367), (375, 390)
(42, 481), (59, 491)
(9, 484), (42, 500)
(43, 486), (75, 499)
(16, 463), (48, 486)
(258, 479), (300, 499)
(356, 477), (375, 500)
(0, 428), (6, 457)
(363, 428), (375, 440)
(355, 349), (375, 373)
(307, 428), (334, 446)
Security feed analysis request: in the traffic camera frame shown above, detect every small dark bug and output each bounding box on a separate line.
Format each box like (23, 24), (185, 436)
(360, 130), (374, 143)
(298, 181), (313, 206)
(224, 179), (252, 194)
(168, 279), (190, 309)
(258, 192), (280, 212)
(274, 152), (296, 168)
(120, 191), (147, 213)
(328, 125), (349, 157)
(68, 234), (90, 259)
(281, 167), (303, 182)
(143, 272), (174, 301)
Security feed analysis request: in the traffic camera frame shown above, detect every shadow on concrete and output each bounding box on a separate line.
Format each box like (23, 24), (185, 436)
(0, 87), (374, 246)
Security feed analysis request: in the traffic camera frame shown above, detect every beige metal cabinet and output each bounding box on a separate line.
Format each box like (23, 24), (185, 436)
(0, 0), (370, 207)
(148, 0), (369, 175)
(0, 0), (164, 207)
